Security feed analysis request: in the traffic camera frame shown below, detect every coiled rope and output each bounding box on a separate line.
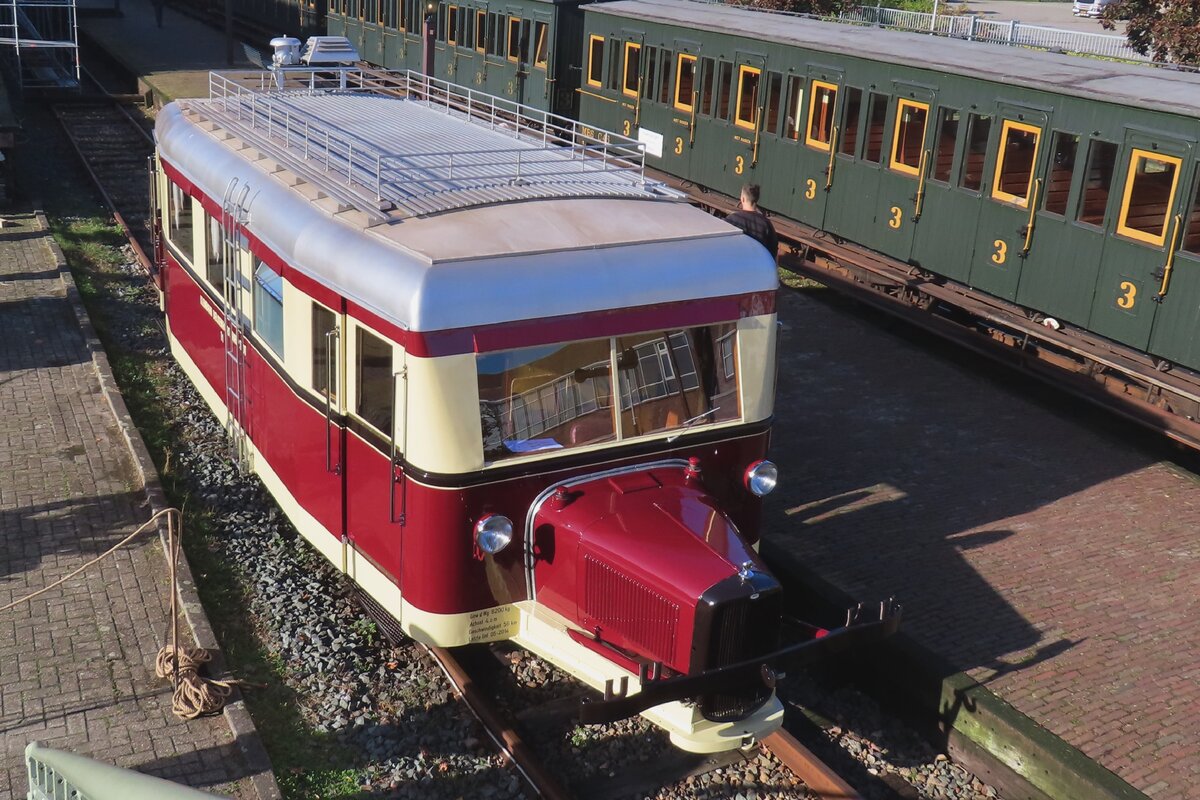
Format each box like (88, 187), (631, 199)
(1, 507), (239, 719)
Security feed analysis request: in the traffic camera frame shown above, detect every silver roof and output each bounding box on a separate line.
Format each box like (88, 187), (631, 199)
(155, 94), (777, 335)
(592, 0), (1200, 119)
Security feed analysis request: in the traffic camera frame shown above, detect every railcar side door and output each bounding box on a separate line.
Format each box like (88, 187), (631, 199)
(303, 296), (349, 552)
(344, 318), (409, 587)
(868, 84), (936, 265)
(1145, 159), (1200, 370)
(1088, 130), (1192, 351)
(1012, 131), (1111, 325)
(966, 104), (1049, 301)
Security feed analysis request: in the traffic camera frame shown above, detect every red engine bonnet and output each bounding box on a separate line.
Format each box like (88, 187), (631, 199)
(532, 464), (763, 673)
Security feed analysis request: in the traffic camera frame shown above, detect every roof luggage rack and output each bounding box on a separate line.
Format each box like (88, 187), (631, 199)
(187, 68), (673, 223)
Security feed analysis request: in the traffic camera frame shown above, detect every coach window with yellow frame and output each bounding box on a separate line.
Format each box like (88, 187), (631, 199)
(1117, 149), (1183, 247)
(734, 65), (761, 131)
(675, 54), (697, 112)
(534, 21), (548, 69)
(587, 35), (605, 88)
(623, 42), (642, 97)
(991, 120), (1041, 207)
(806, 80), (838, 150)
(890, 99), (929, 176)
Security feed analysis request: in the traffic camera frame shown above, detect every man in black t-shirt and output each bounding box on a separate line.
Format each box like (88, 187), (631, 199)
(724, 184), (778, 260)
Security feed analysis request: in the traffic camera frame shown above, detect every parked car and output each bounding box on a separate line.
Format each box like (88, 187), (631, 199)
(1073, 0), (1116, 17)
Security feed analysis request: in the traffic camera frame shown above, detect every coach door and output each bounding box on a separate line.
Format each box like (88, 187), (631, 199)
(1090, 131), (1192, 351)
(822, 84), (884, 247)
(784, 66), (841, 229)
(724, 53), (766, 202)
(1149, 159), (1200, 369)
(967, 104), (1049, 301)
(1013, 131), (1111, 324)
(344, 318), (409, 586)
(869, 85), (935, 264)
(910, 105), (978, 282)
(641, 40), (703, 181)
(307, 298), (348, 552)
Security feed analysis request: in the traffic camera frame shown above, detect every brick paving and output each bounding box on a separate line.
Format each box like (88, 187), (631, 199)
(767, 288), (1200, 800)
(0, 213), (252, 798)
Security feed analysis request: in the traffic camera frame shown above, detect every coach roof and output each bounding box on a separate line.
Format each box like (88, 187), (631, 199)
(155, 99), (776, 334)
(590, 0), (1200, 119)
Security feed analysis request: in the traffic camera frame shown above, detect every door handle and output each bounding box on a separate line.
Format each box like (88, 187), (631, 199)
(912, 148), (930, 220)
(825, 125), (840, 190)
(689, 90), (699, 146)
(389, 368), (408, 524)
(1153, 214), (1184, 303)
(1020, 178), (1042, 256)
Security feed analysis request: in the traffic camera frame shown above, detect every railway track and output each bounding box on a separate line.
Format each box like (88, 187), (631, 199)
(52, 94), (157, 277)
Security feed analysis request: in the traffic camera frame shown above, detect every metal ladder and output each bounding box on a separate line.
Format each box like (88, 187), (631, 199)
(220, 178), (252, 471)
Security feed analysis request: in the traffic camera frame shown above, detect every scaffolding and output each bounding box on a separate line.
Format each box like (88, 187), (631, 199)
(0, 0), (79, 90)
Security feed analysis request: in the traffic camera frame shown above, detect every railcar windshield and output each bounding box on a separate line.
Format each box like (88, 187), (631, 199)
(477, 324), (740, 463)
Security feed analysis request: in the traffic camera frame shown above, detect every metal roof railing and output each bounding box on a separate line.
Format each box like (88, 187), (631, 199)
(199, 68), (664, 221)
(838, 4), (1146, 61)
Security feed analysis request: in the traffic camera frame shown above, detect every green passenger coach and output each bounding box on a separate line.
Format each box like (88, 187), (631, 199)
(327, 0), (584, 116)
(577, 0), (1200, 378)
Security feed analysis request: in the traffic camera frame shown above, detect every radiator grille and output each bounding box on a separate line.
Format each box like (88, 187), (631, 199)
(583, 555), (679, 662)
(699, 591), (781, 722)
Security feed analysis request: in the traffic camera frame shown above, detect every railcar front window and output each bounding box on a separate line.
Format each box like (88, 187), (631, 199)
(478, 325), (740, 463)
(167, 181), (194, 263)
(992, 120), (1041, 206)
(478, 339), (615, 461)
(1117, 149), (1182, 246)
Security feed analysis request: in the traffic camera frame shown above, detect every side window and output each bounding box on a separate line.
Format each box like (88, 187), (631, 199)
(764, 72), (783, 136)
(959, 113), (992, 192)
(1181, 172), (1200, 256)
(312, 303), (338, 402)
(658, 49), (673, 105)
(356, 327), (393, 435)
(623, 42), (641, 97)
(675, 54), (697, 112)
(783, 77), (802, 141)
(839, 87), (862, 156)
(253, 262), (284, 358)
(1117, 149), (1182, 246)
(699, 58), (715, 117)
(734, 66), (761, 130)
(714, 61), (732, 120)
(205, 214), (223, 288)
(642, 47), (658, 100)
(1077, 139), (1118, 227)
(587, 35), (604, 87)
(805, 80), (837, 151)
(533, 21), (547, 68)
(475, 10), (486, 52)
(167, 180), (194, 263)
(890, 99), (929, 176)
(863, 92), (888, 164)
(992, 120), (1041, 206)
(507, 17), (522, 62)
(608, 39), (620, 90)
(1043, 131), (1079, 216)
(931, 107), (959, 183)
(447, 5), (458, 45)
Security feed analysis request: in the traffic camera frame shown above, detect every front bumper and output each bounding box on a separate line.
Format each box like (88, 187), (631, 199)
(578, 598), (902, 724)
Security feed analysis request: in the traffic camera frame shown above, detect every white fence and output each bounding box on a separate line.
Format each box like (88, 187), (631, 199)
(839, 4), (1146, 62)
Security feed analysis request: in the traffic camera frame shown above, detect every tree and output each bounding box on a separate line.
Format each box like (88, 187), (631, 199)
(1102, 0), (1200, 65)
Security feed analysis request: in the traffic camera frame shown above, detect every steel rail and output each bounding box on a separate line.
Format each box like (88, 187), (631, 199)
(424, 645), (574, 800)
(764, 729), (862, 800)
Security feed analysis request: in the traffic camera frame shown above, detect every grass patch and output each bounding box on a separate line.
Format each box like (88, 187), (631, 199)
(779, 264), (827, 291)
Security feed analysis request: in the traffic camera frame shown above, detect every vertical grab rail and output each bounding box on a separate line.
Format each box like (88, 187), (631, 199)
(324, 328), (340, 474)
(1021, 177), (1043, 255)
(1154, 214), (1184, 302)
(389, 367), (409, 525)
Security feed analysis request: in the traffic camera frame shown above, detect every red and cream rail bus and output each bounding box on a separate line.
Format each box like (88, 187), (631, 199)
(152, 64), (896, 752)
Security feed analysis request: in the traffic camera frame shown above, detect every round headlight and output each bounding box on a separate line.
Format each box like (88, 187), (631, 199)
(744, 460), (778, 497)
(474, 514), (513, 554)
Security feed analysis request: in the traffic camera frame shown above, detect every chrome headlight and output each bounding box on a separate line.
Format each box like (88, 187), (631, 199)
(744, 460), (778, 497)
(474, 514), (513, 554)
